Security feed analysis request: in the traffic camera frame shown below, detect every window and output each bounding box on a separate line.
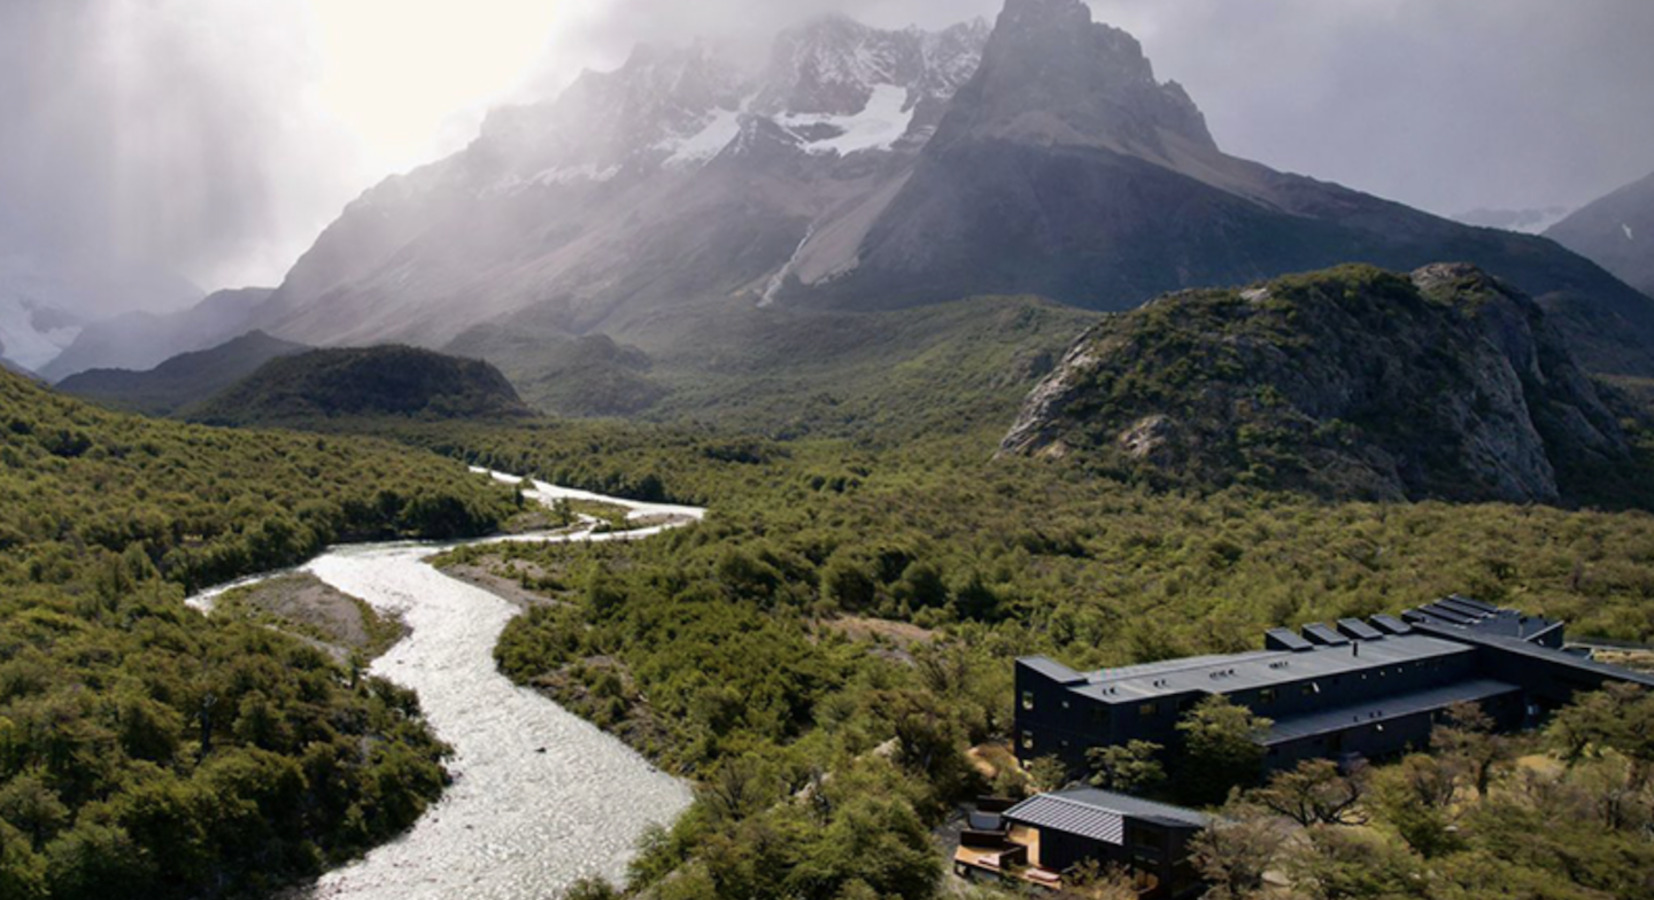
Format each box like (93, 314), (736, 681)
(1022, 691), (1035, 711)
(1258, 688), (1276, 705)
(1139, 702), (1159, 719)
(1021, 731), (1035, 751)
(1091, 706), (1111, 725)
(1301, 681), (1321, 697)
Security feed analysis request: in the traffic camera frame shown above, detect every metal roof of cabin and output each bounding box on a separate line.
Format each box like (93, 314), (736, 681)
(1261, 678), (1520, 745)
(1004, 788), (1210, 843)
(1069, 633), (1472, 703)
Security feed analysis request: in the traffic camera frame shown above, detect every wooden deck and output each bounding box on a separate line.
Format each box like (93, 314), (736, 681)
(953, 825), (1064, 890)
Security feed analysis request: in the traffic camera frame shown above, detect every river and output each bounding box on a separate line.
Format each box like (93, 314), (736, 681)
(191, 471), (700, 900)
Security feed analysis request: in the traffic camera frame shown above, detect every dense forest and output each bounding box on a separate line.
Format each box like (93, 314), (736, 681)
(415, 415), (1654, 899)
(7, 335), (1654, 898)
(0, 369), (519, 898)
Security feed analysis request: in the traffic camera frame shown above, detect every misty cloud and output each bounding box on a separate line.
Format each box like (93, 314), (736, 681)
(527, 0), (1654, 219)
(0, 0), (362, 297)
(2, 0), (1651, 307)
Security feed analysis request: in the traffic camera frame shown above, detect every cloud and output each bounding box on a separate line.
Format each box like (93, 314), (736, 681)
(518, 0), (1654, 218)
(1089, 0), (1654, 216)
(0, 0), (363, 295)
(2, 0), (1651, 308)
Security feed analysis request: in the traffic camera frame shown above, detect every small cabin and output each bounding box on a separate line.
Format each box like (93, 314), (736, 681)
(954, 787), (1209, 898)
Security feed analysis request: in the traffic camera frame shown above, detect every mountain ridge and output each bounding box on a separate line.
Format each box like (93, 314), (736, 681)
(57, 329), (308, 416)
(1546, 169), (1654, 298)
(157, 0), (1654, 382)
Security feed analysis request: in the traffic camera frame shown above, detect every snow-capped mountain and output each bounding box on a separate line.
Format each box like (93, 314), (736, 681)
(247, 15), (991, 348)
(238, 0), (1654, 380)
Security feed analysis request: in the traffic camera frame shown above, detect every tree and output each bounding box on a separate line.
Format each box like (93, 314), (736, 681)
(562, 876), (620, 900)
(1249, 759), (1367, 827)
(1176, 696), (1272, 804)
(1548, 684), (1654, 791)
(1430, 700), (1507, 798)
(1057, 859), (1139, 900)
(1086, 740), (1166, 794)
(1368, 755), (1464, 858)
(1189, 805), (1286, 900)
(1287, 825), (1429, 900)
(1026, 755), (1071, 794)
(699, 755), (780, 824)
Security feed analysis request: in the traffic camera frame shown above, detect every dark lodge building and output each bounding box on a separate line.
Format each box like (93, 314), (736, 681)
(1015, 597), (1654, 774)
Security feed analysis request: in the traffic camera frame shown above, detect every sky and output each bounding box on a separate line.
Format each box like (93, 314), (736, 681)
(3, 0), (1653, 300)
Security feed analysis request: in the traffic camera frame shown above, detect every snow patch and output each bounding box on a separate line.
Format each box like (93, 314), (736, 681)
(661, 106), (744, 167)
(1624, 223), (1636, 241)
(532, 163), (620, 186)
(778, 84), (915, 156)
(480, 164), (621, 197)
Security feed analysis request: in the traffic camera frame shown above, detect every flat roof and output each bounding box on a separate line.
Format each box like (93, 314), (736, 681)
(1409, 623), (1654, 688)
(1263, 678), (1520, 745)
(1066, 633), (1473, 703)
(1338, 618), (1384, 641)
(1370, 614), (1413, 635)
(1408, 603), (1560, 641)
(1018, 655), (1086, 685)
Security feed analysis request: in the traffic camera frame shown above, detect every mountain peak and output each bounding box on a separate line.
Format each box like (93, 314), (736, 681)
(934, 0), (1215, 155)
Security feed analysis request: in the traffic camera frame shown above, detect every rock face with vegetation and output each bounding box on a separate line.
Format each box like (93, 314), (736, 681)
(191, 345), (531, 425)
(1000, 264), (1630, 504)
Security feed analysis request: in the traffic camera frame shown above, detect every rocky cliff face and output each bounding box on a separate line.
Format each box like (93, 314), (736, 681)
(1000, 264), (1629, 504)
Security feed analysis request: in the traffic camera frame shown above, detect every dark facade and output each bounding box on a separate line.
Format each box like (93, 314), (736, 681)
(1016, 597), (1654, 774)
(1001, 788), (1208, 899)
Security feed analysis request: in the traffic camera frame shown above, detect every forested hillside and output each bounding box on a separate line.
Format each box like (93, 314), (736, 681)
(0, 370), (518, 898)
(417, 420), (1654, 898)
(190, 346), (531, 427)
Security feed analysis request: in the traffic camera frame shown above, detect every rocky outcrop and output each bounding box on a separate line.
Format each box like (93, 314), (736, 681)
(1000, 264), (1630, 504)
